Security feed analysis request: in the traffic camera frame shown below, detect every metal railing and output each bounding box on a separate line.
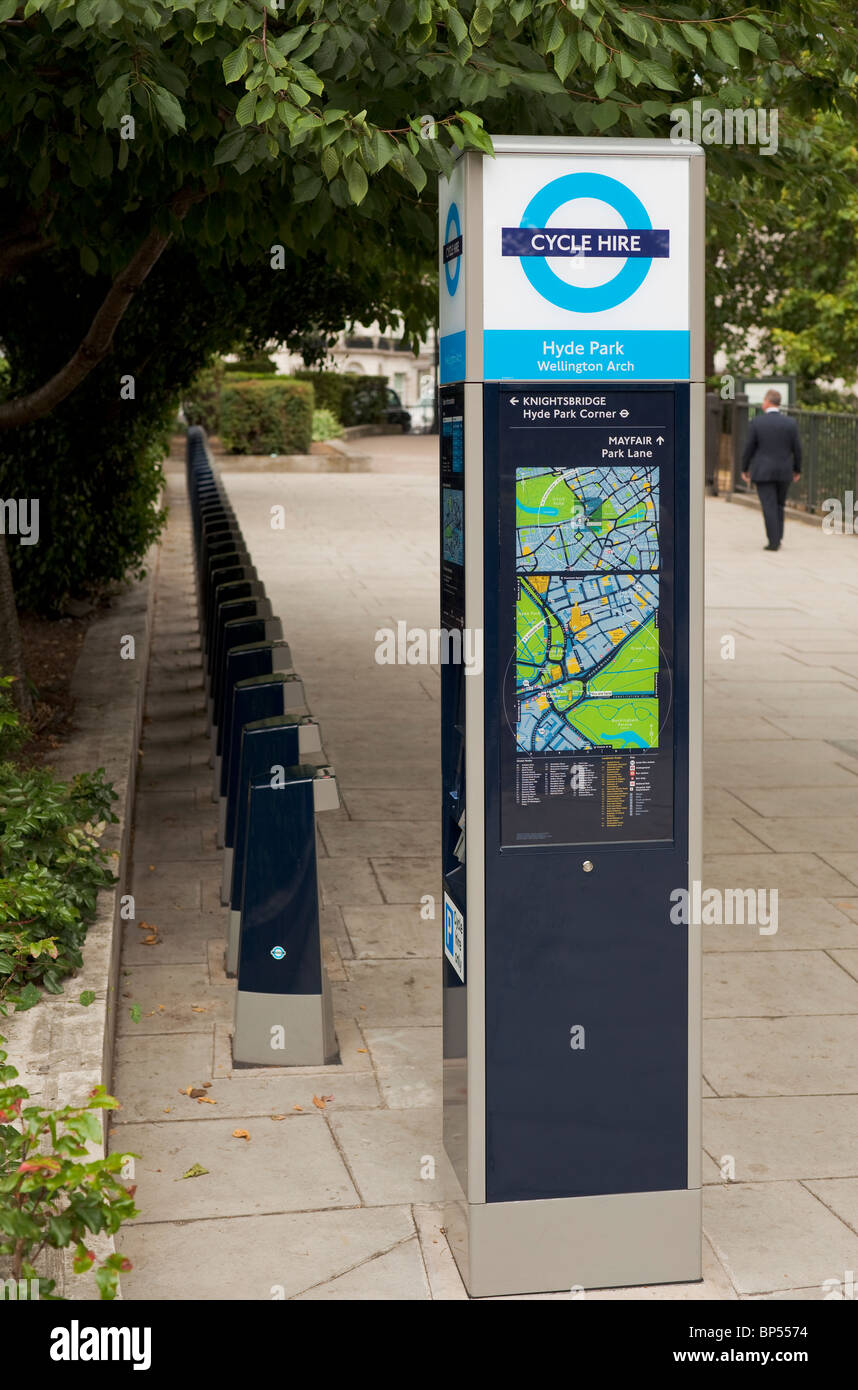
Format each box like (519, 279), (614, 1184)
(710, 394), (858, 515)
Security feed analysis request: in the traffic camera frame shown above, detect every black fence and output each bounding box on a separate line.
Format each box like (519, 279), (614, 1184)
(707, 393), (858, 515)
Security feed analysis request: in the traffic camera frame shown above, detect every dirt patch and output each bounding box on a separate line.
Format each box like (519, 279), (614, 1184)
(17, 611), (95, 763)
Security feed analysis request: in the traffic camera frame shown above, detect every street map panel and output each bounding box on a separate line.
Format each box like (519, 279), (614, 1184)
(515, 466), (661, 754)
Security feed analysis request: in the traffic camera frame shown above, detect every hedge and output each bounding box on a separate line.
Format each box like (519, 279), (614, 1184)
(219, 378), (314, 455)
(293, 371), (388, 427)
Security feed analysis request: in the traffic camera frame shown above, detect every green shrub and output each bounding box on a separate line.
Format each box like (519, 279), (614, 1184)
(294, 371), (388, 427)
(219, 378), (314, 455)
(0, 694), (118, 1015)
(223, 355), (277, 374)
(312, 408), (344, 442)
(0, 1037), (137, 1299)
(182, 359), (225, 434)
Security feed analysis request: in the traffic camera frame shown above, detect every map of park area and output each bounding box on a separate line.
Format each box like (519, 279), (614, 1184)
(517, 465), (658, 572)
(515, 466), (661, 754)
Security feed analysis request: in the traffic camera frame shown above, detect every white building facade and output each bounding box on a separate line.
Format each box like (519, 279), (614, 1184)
(275, 323), (437, 405)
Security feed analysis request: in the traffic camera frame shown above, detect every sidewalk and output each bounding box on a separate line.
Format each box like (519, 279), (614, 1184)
(111, 440), (858, 1300)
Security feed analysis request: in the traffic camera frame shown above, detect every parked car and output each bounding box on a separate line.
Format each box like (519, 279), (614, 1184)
(383, 387), (411, 431)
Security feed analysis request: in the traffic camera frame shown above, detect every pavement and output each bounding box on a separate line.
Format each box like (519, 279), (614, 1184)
(111, 434), (858, 1300)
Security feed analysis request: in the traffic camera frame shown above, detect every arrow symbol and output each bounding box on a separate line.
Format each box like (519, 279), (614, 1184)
(509, 396), (519, 405)
(620, 409), (629, 418)
(656, 435), (665, 445)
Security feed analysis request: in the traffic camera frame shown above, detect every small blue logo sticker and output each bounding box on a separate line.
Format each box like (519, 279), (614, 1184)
(270, 946), (286, 961)
(444, 202), (462, 296)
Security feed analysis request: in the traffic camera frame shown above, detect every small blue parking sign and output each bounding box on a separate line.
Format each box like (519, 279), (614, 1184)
(443, 892), (464, 982)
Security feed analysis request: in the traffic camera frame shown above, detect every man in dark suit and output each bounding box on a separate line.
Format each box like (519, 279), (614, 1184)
(741, 389), (802, 551)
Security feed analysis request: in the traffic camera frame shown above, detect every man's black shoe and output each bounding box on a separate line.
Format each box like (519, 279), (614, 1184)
(764, 543), (780, 551)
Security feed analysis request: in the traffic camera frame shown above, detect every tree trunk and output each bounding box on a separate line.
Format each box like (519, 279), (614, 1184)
(0, 529), (32, 717)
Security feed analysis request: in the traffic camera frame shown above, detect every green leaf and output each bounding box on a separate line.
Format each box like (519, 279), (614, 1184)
(616, 10), (649, 45)
(235, 90), (258, 126)
(546, 14), (566, 55)
(731, 19), (760, 54)
(29, 155), (51, 198)
(222, 45), (249, 84)
(79, 990), (95, 1007)
(591, 99), (620, 132)
(213, 128), (246, 166)
(638, 59), (681, 93)
(292, 169), (322, 203)
(682, 25), (708, 55)
(129, 1004), (141, 1024)
(711, 26), (740, 67)
(554, 33), (577, 84)
(345, 159), (368, 205)
(594, 63), (617, 100)
(321, 144), (338, 181)
(150, 86), (186, 134)
(399, 145), (427, 193)
(79, 245), (98, 276)
(255, 93), (275, 123)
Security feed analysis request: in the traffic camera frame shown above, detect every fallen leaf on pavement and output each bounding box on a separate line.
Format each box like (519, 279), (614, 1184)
(292, 1105), (303, 1112)
(188, 1088), (206, 1098)
(202, 1082), (212, 1089)
(232, 1129), (251, 1141)
(197, 1096), (216, 1105)
(312, 1095), (326, 1110)
(356, 1048), (368, 1054)
(179, 1086), (193, 1096)
(190, 1006), (208, 1013)
(177, 1163), (208, 1180)
(270, 1114), (286, 1121)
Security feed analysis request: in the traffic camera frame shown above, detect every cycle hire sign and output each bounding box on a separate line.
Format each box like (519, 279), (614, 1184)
(483, 154), (689, 381)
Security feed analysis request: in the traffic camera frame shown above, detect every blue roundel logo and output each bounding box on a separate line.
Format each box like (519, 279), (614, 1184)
(444, 203), (462, 296)
(519, 173), (653, 312)
(270, 945), (286, 961)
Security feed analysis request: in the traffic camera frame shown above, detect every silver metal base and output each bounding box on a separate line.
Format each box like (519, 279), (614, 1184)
(441, 1187), (702, 1297)
(226, 908), (241, 978)
(233, 987), (337, 1067)
(221, 846), (234, 906)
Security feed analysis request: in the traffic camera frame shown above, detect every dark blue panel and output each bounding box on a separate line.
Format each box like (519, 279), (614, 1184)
(230, 719), (302, 911)
(482, 382), (690, 1204)
(224, 676), (287, 839)
(218, 643), (277, 757)
(237, 773), (322, 996)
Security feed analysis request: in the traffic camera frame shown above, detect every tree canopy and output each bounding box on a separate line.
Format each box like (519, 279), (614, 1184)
(2, 0), (857, 424)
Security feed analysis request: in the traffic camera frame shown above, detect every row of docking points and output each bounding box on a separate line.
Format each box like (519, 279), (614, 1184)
(187, 426), (338, 1067)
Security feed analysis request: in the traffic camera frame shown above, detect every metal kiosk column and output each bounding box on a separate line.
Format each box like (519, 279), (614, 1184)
(439, 136), (705, 1297)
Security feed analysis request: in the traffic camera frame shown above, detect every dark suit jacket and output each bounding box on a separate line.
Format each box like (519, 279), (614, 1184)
(742, 409), (802, 483)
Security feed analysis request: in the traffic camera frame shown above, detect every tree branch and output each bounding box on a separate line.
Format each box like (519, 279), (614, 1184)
(0, 188), (202, 430)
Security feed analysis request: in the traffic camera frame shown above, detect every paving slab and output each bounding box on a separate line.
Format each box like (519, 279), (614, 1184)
(335, 960), (440, 1027)
(703, 1182), (858, 1296)
(703, 1096), (858, 1181)
(703, 951), (858, 1017)
(342, 904), (439, 959)
(292, 1236), (430, 1300)
(113, 1115), (359, 1220)
(365, 1026), (442, 1108)
(117, 1206), (415, 1300)
(704, 1016), (858, 1096)
(329, 1109), (461, 1205)
(702, 897), (858, 952)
